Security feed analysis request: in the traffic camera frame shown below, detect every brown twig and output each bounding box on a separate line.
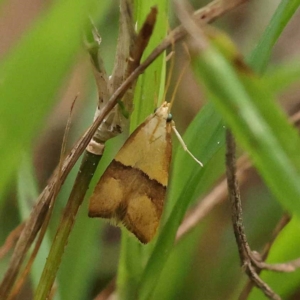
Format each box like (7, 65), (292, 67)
(226, 130), (280, 300)
(0, 1), (248, 298)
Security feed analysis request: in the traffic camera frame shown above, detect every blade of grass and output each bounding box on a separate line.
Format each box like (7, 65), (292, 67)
(193, 42), (300, 223)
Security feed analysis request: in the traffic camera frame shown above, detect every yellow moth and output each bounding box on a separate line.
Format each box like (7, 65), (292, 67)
(89, 101), (202, 243)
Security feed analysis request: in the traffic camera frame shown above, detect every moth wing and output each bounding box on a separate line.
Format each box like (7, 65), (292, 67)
(89, 109), (172, 243)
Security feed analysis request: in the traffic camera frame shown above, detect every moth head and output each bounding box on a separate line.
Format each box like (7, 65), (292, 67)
(154, 101), (172, 121)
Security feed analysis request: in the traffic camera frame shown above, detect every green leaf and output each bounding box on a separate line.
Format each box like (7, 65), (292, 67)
(194, 45), (300, 217)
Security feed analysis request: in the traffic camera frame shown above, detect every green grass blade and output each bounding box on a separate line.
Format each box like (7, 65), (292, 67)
(0, 0), (97, 198)
(194, 45), (300, 217)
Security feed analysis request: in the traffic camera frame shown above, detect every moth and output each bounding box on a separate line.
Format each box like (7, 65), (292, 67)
(88, 101), (202, 243)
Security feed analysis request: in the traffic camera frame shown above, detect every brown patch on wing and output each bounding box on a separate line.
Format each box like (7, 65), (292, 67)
(89, 160), (166, 243)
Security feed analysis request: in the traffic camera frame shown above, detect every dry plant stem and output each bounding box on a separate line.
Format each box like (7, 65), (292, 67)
(250, 251), (300, 273)
(239, 214), (291, 300)
(8, 214), (52, 300)
(0, 1), (247, 298)
(8, 182), (59, 300)
(0, 132), (90, 299)
(7, 99), (77, 300)
(0, 113), (112, 300)
(34, 151), (101, 300)
(88, 2), (156, 150)
(111, 0), (135, 93)
(226, 130), (280, 300)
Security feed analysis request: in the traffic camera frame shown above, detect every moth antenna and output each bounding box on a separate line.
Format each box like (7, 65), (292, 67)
(166, 50), (175, 62)
(170, 43), (190, 108)
(162, 24), (175, 110)
(163, 49), (175, 106)
(182, 41), (191, 61)
(171, 124), (203, 167)
(154, 71), (158, 108)
(169, 60), (188, 108)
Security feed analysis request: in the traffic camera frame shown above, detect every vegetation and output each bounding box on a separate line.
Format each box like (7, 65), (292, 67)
(1, 0), (300, 299)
